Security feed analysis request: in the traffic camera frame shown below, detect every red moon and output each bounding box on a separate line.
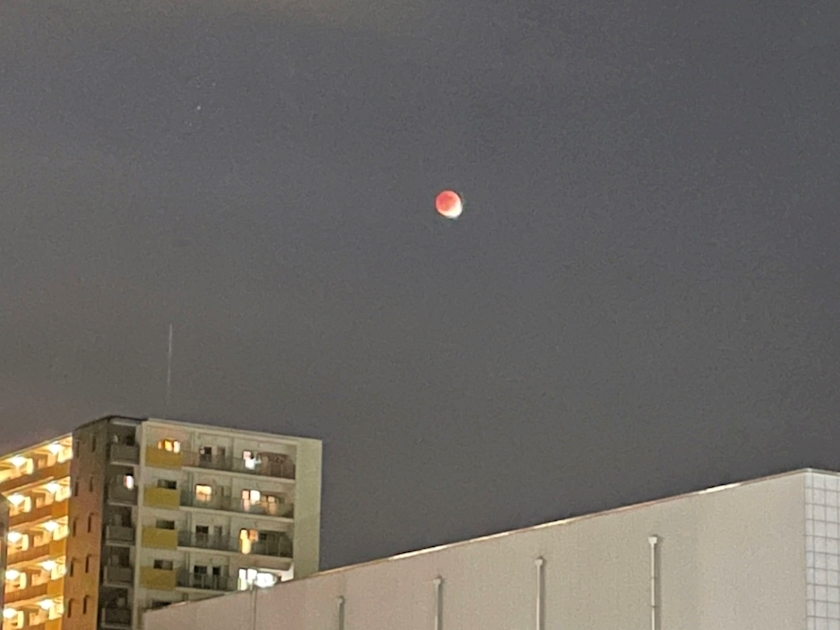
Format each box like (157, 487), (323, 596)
(435, 190), (463, 219)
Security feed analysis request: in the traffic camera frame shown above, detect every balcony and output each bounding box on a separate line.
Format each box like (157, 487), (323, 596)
(102, 565), (134, 586)
(26, 619), (62, 630)
(182, 451), (295, 480)
(105, 525), (135, 545)
(106, 484), (138, 506)
(141, 526), (178, 550)
(4, 577), (63, 604)
(180, 492), (294, 519)
(176, 532), (293, 558)
(0, 460), (71, 495)
(139, 566), (176, 590)
(143, 486), (180, 510)
(145, 447), (182, 469)
(109, 444), (139, 464)
(176, 570), (237, 592)
(6, 538), (66, 566)
(100, 606), (132, 629)
(9, 500), (69, 528)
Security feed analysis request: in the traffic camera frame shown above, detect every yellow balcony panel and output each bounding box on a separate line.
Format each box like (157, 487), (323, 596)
(0, 460), (71, 495)
(144, 447), (183, 469)
(143, 486), (180, 510)
(139, 566), (176, 591)
(141, 526), (178, 550)
(3, 577), (63, 605)
(6, 538), (66, 566)
(28, 619), (62, 630)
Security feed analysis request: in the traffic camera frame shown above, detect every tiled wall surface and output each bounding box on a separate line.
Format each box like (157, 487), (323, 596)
(806, 472), (840, 630)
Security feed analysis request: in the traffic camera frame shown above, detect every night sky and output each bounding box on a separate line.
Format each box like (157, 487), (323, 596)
(2, 0), (839, 570)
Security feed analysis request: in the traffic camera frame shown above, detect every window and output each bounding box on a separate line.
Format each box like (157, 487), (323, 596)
(87, 514), (94, 533)
(158, 439), (181, 453)
(153, 559), (173, 570)
(85, 555), (93, 573)
(199, 446), (212, 456)
(72, 518), (78, 537)
(88, 476), (94, 492)
(195, 484), (212, 502)
(123, 474), (135, 490)
(157, 479), (177, 490)
(156, 520), (175, 530)
(67, 599), (74, 618)
(242, 451), (258, 470)
(242, 489), (260, 504)
(83, 597), (90, 614)
(69, 560), (75, 577)
(91, 437), (97, 452)
(73, 480), (79, 497)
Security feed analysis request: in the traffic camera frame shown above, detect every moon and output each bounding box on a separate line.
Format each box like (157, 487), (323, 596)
(435, 190), (463, 219)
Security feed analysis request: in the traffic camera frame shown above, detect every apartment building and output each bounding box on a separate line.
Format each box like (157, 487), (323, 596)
(1, 416), (323, 630)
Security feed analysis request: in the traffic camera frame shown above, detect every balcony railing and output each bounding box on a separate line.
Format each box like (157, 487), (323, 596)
(0, 460), (71, 495)
(106, 484), (138, 505)
(100, 606), (132, 628)
(177, 531), (293, 558)
(180, 492), (294, 519)
(6, 538), (66, 565)
(176, 570), (237, 592)
(181, 451), (295, 480)
(4, 578), (63, 604)
(108, 444), (139, 464)
(102, 565), (133, 585)
(104, 525), (135, 544)
(9, 500), (68, 528)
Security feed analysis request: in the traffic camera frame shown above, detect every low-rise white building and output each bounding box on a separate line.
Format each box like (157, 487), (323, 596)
(145, 468), (839, 630)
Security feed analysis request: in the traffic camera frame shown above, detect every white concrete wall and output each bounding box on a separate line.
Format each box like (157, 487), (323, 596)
(144, 470), (813, 630)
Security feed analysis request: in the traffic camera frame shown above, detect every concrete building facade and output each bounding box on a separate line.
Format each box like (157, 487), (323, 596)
(1, 416), (323, 630)
(146, 469), (838, 630)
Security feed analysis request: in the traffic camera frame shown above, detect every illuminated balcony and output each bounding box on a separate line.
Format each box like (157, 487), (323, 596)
(0, 440), (72, 494)
(3, 577), (63, 605)
(8, 501), (68, 529)
(6, 538), (66, 567)
(25, 620), (62, 630)
(139, 566), (176, 590)
(0, 460), (71, 496)
(181, 451), (295, 481)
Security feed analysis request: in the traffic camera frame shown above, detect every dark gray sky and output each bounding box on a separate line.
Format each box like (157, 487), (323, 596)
(2, 0), (839, 569)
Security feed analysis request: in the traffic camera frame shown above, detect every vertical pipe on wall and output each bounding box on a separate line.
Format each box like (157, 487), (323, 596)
(534, 557), (545, 630)
(336, 596), (346, 630)
(648, 535), (659, 630)
(250, 586), (258, 630)
(433, 577), (443, 630)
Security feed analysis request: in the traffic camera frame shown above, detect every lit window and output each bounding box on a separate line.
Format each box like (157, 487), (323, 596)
(45, 482), (61, 495)
(195, 484), (212, 502)
(123, 474), (135, 490)
(242, 489), (260, 503)
(9, 456), (28, 468)
(243, 451), (258, 470)
(158, 439), (181, 453)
